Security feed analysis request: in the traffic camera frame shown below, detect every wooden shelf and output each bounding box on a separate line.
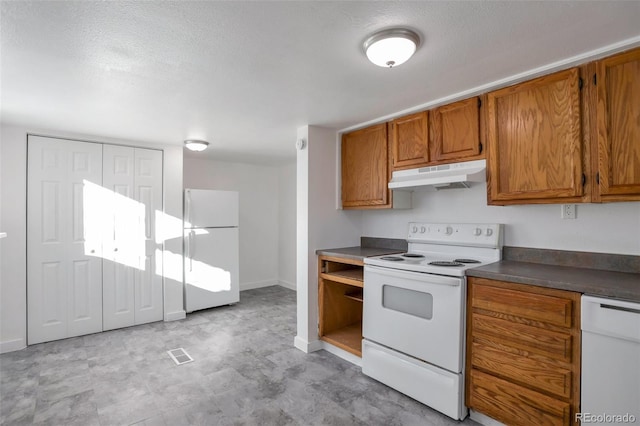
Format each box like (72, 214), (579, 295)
(344, 290), (363, 303)
(318, 255), (364, 358)
(320, 323), (362, 357)
(320, 269), (363, 288)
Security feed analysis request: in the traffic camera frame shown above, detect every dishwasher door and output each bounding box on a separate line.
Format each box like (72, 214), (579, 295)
(581, 295), (640, 424)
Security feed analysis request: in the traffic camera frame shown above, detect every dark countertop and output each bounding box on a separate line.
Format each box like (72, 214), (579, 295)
(316, 246), (404, 262)
(467, 260), (640, 303)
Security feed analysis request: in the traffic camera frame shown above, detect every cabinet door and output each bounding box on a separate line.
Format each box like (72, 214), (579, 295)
(27, 136), (103, 344)
(466, 278), (582, 426)
(486, 68), (584, 204)
(341, 124), (390, 208)
(595, 48), (640, 201)
(431, 97), (481, 162)
(390, 111), (429, 169)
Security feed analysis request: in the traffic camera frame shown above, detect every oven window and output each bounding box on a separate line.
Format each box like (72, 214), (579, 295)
(382, 285), (433, 320)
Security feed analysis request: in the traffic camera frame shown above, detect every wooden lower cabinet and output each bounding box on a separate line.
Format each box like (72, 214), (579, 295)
(466, 277), (581, 425)
(318, 255), (364, 356)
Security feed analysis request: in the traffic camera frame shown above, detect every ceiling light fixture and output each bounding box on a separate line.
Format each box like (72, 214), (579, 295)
(363, 28), (420, 68)
(184, 140), (210, 152)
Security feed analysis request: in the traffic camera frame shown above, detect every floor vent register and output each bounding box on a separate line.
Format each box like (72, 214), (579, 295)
(167, 348), (194, 365)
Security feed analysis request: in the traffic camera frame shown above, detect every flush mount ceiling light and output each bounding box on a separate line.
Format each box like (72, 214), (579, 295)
(363, 28), (420, 68)
(184, 140), (209, 152)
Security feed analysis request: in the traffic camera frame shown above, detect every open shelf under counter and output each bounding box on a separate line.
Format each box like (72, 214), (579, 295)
(320, 323), (363, 357)
(316, 244), (406, 360)
(318, 254), (365, 358)
(320, 269), (363, 288)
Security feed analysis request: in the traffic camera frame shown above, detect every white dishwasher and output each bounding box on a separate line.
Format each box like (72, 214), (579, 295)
(581, 295), (640, 424)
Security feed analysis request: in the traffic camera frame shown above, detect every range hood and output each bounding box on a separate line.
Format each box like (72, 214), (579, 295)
(388, 159), (486, 191)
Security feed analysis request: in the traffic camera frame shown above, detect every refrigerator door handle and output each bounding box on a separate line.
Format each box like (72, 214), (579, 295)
(189, 230), (195, 272)
(185, 231), (190, 264)
(185, 190), (192, 225)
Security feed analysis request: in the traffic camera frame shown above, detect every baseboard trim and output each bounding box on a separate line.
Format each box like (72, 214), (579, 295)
(320, 341), (362, 367)
(241, 279), (279, 291)
(278, 280), (296, 291)
(470, 409), (506, 426)
(164, 310), (186, 322)
(0, 338), (26, 354)
(294, 335), (323, 353)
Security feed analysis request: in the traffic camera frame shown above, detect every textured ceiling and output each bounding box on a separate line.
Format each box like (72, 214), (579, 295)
(2, 1), (640, 165)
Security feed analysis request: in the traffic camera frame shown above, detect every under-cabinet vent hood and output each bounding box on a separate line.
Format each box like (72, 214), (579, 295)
(388, 159), (486, 191)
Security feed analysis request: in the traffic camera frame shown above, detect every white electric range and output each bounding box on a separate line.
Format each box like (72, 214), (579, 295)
(362, 222), (503, 420)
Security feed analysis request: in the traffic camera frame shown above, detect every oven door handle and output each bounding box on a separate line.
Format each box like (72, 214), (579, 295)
(364, 265), (462, 287)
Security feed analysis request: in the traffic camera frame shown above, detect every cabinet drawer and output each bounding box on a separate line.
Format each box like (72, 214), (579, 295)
(472, 282), (573, 328)
(468, 369), (571, 426)
(473, 313), (573, 362)
(471, 340), (572, 398)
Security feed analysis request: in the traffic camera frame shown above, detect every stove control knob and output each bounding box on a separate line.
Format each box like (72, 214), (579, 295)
(474, 228), (482, 236)
(412, 226), (418, 233)
(486, 228), (494, 236)
(445, 226), (453, 235)
(420, 226), (426, 233)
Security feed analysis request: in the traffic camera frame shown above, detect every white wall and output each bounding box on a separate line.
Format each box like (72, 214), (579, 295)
(0, 124), (184, 353)
(295, 126), (362, 353)
(183, 157), (282, 290)
(278, 161), (297, 289)
(360, 184), (640, 255)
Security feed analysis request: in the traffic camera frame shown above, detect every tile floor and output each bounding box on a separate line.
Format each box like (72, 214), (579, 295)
(0, 286), (479, 425)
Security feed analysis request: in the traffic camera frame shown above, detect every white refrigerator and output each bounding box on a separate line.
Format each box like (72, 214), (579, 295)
(184, 189), (240, 313)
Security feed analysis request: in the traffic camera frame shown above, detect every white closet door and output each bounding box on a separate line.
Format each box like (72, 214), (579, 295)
(102, 145), (136, 330)
(27, 136), (103, 344)
(103, 145), (163, 330)
(133, 148), (163, 325)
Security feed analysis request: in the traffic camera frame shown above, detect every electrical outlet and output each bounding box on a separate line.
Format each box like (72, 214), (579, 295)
(561, 204), (576, 219)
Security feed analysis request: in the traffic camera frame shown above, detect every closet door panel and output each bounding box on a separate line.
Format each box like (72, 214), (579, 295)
(27, 136), (103, 344)
(102, 144), (136, 331)
(133, 148), (163, 325)
(67, 141), (103, 338)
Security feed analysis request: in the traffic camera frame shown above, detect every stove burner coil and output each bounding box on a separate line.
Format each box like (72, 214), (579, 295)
(429, 261), (464, 267)
(454, 258), (481, 264)
(380, 256), (405, 261)
(401, 253), (425, 258)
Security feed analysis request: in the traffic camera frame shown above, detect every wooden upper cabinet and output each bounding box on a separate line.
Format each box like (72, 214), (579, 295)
(486, 68), (585, 205)
(431, 97), (482, 162)
(595, 48), (640, 201)
(341, 123), (390, 209)
(390, 111), (429, 170)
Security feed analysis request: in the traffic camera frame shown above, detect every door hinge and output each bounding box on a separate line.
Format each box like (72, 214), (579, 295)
(582, 173), (586, 186)
(596, 172), (600, 184)
(578, 77), (584, 90)
(479, 142), (483, 154)
(593, 74), (597, 86)
(477, 98), (482, 108)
